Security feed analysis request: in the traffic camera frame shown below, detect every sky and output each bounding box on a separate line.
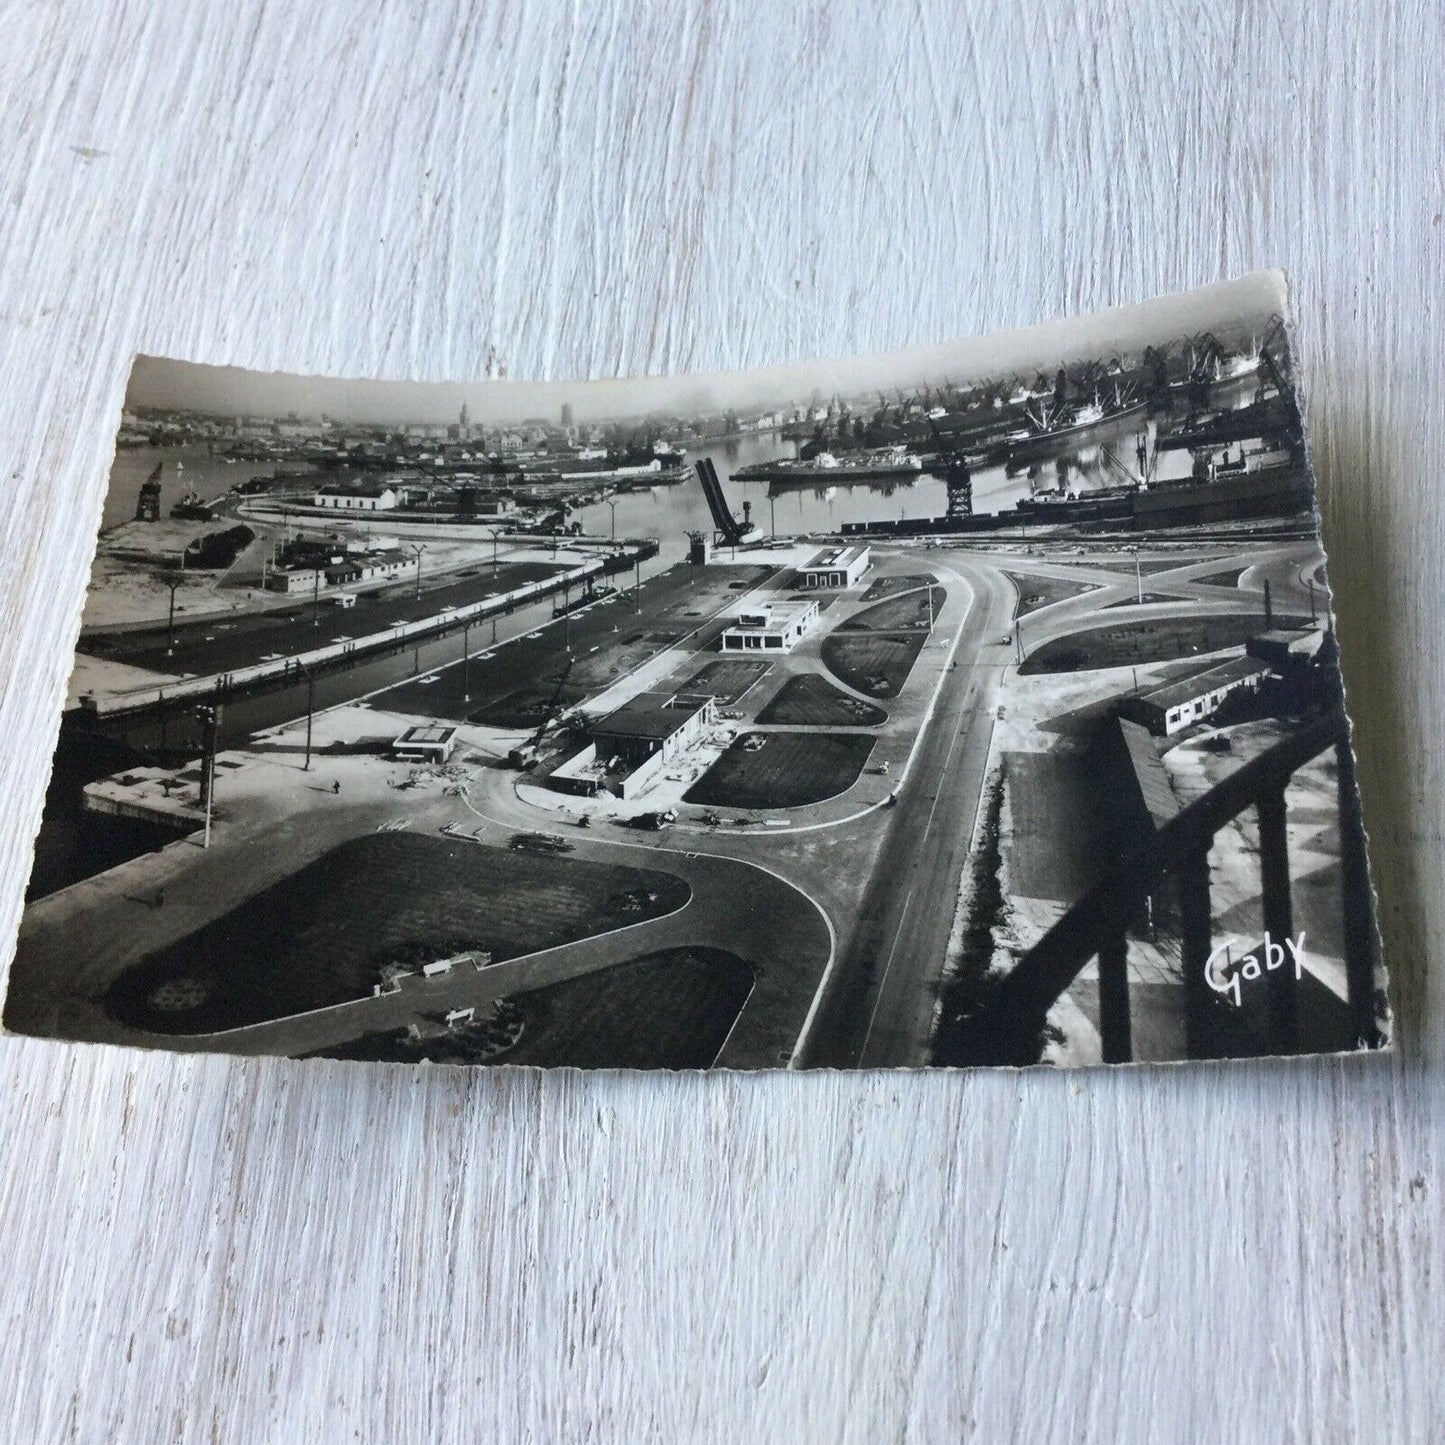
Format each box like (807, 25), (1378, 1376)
(126, 272), (1288, 428)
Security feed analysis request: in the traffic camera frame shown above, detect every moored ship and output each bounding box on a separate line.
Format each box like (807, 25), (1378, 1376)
(733, 446), (924, 483)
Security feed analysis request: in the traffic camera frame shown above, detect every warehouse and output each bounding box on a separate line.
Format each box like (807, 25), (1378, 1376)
(798, 544), (870, 589)
(1116, 656), (1270, 737)
(312, 483), (399, 511)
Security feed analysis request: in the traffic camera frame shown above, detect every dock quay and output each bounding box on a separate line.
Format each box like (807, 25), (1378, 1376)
(76, 540), (658, 720)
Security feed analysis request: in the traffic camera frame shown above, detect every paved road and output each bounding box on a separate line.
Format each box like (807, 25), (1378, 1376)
(797, 537), (1318, 1067)
(796, 553), (1015, 1067)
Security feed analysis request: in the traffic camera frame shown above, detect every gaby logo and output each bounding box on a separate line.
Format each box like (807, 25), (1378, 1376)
(1204, 932), (1307, 1008)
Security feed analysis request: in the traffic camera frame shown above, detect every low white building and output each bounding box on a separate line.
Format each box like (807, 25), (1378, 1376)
(391, 725), (458, 763)
(721, 598), (819, 654)
(313, 484), (399, 511)
(798, 544), (870, 589)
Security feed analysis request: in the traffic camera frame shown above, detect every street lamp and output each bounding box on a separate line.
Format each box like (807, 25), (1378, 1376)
(164, 572), (184, 656)
(408, 543), (426, 599)
(461, 619), (472, 704)
(295, 659), (316, 771)
(485, 527), (502, 570)
(1126, 544), (1142, 604)
(605, 498), (618, 540)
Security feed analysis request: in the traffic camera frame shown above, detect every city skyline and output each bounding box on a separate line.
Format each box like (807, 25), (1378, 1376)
(124, 272), (1287, 431)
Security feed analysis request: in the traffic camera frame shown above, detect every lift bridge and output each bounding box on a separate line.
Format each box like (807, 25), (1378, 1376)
(694, 457), (759, 546)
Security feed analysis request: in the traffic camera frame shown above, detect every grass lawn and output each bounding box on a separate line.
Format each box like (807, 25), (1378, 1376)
(315, 947), (755, 1069)
(1020, 612), (1309, 674)
(861, 572), (936, 601)
(1103, 591), (1183, 608)
(105, 833), (689, 1033)
(1003, 572), (1099, 617)
(841, 587), (943, 632)
(676, 657), (772, 706)
(756, 674), (887, 726)
(1194, 566), (1248, 589)
(821, 631), (927, 698)
(684, 731), (875, 808)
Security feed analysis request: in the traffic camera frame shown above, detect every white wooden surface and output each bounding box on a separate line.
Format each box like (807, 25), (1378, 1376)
(0, 3), (1438, 1440)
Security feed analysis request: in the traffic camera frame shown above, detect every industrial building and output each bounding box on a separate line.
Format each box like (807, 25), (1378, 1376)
(391, 725), (458, 764)
(720, 599), (819, 653)
(312, 483), (400, 511)
(264, 535), (414, 593)
(797, 544), (870, 589)
(1116, 656), (1271, 737)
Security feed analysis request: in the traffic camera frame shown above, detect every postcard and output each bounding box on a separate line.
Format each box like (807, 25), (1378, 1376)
(5, 272), (1390, 1069)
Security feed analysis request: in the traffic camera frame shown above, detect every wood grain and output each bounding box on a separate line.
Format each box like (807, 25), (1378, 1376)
(0, 2), (1438, 1440)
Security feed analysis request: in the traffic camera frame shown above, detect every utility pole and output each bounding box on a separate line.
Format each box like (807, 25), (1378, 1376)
(165, 574), (183, 656)
(313, 565), (322, 626)
(462, 620), (472, 703)
(409, 544), (425, 599)
(196, 696), (222, 848)
(605, 498), (617, 539)
(303, 666), (315, 771)
(769, 494), (776, 538)
(634, 555), (641, 613)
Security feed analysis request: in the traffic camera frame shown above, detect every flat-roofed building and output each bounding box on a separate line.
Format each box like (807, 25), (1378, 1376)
(582, 690), (717, 798)
(721, 598), (819, 653)
(591, 692), (715, 769)
(391, 724), (458, 764)
(1116, 656), (1271, 737)
(798, 544), (870, 589)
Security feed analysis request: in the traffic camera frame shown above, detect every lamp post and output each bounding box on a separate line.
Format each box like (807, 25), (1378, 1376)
(302, 663), (315, 771)
(1126, 544), (1142, 604)
(462, 619), (472, 703)
(164, 573), (184, 656)
(605, 498), (618, 540)
(408, 543), (426, 599)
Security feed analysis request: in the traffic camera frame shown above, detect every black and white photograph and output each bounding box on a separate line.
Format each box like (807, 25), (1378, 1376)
(7, 271), (1389, 1069)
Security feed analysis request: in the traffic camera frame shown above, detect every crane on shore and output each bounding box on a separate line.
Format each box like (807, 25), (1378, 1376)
(507, 658), (575, 770)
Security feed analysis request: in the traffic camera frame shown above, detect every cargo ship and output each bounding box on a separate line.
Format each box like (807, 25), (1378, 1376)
(1004, 399), (1148, 469)
(733, 447), (924, 483)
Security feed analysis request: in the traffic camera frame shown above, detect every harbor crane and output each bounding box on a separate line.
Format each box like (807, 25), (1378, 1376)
(507, 658), (575, 770)
(927, 415), (973, 519)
